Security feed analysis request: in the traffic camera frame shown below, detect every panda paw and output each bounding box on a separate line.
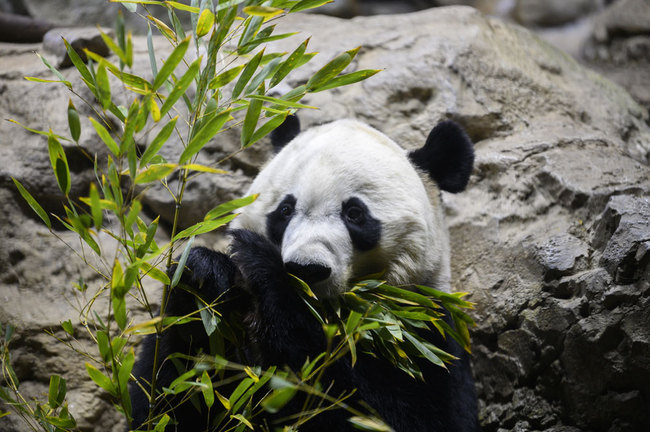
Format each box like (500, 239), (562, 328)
(167, 247), (241, 314)
(228, 229), (289, 294)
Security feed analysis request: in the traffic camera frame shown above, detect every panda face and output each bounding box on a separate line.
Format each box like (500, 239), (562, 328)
(231, 120), (453, 298)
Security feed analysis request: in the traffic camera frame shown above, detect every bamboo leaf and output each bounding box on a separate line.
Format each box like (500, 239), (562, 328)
(134, 163), (178, 184)
(11, 177), (51, 228)
(306, 47), (360, 92)
(172, 214), (237, 241)
(201, 370), (214, 408)
(204, 194), (258, 221)
(208, 64), (244, 90)
(196, 8), (215, 37)
(179, 109), (232, 164)
(140, 116), (178, 167)
(290, 0), (333, 13)
(232, 49), (265, 99)
(241, 92), (264, 147)
(165, 1), (200, 13)
(95, 63), (111, 110)
(98, 26), (128, 66)
(48, 375), (66, 409)
(309, 69), (380, 93)
(67, 99), (81, 142)
(141, 261), (170, 285)
(182, 164), (228, 174)
(170, 236), (194, 288)
(161, 58), (200, 116)
(270, 38), (308, 88)
(85, 363), (115, 395)
(246, 112), (288, 148)
(147, 15), (176, 42)
(35, 52), (71, 89)
(248, 94), (317, 109)
(63, 38), (93, 85)
(89, 117), (120, 156)
(153, 35), (191, 90)
(243, 6), (284, 18)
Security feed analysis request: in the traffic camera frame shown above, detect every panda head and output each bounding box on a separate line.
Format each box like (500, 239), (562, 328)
(230, 117), (473, 298)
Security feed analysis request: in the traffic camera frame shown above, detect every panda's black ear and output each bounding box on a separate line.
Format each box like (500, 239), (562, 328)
(408, 120), (474, 193)
(270, 115), (300, 152)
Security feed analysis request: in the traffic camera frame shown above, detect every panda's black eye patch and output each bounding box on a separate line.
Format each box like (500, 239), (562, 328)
(266, 194), (297, 245)
(341, 197), (381, 251)
(344, 205), (364, 224)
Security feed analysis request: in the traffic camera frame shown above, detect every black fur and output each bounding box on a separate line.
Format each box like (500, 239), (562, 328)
(409, 120), (474, 193)
(130, 232), (480, 432)
(266, 194), (296, 245)
(270, 114), (301, 151)
(341, 197), (382, 251)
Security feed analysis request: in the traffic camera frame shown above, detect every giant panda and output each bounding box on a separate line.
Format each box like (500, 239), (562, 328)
(130, 117), (479, 432)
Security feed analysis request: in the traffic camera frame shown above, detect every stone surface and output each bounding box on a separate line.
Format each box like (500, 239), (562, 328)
(42, 27), (112, 68)
(582, 0), (650, 111)
(513, 0), (601, 27)
(1, 6), (649, 432)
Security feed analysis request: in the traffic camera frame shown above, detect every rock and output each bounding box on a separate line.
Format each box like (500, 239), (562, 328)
(0, 12), (54, 43)
(42, 27), (112, 68)
(513, 0), (601, 27)
(1, 6), (650, 432)
(582, 0), (650, 110)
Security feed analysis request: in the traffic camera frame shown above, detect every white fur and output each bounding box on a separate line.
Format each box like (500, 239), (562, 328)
(230, 120), (451, 297)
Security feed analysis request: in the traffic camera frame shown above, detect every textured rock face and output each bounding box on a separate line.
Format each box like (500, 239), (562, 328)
(1, 6), (649, 432)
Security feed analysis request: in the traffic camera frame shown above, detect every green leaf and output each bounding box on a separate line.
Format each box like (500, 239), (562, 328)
(67, 99), (81, 142)
(113, 295), (127, 330)
(179, 109), (232, 164)
(141, 262), (170, 285)
(117, 349), (135, 396)
(170, 236), (194, 288)
(147, 24), (158, 77)
(63, 38), (93, 85)
(232, 49), (265, 99)
(61, 320), (74, 336)
(153, 35), (191, 90)
(135, 163), (178, 184)
(243, 5), (284, 17)
(209, 64), (244, 90)
(7, 119), (69, 140)
(204, 194), (258, 221)
(48, 375), (66, 409)
(165, 1), (200, 13)
(246, 112), (288, 148)
(201, 370), (214, 408)
(347, 416), (392, 432)
(161, 58), (200, 116)
(403, 332), (445, 368)
(95, 63), (111, 110)
(85, 363), (115, 395)
(35, 52), (71, 89)
(182, 164), (227, 174)
(89, 117), (120, 156)
(98, 26), (128, 66)
(241, 92), (264, 147)
(261, 386), (296, 414)
(310, 69), (380, 93)
(290, 0), (333, 13)
(11, 177), (51, 229)
(196, 8), (215, 37)
(306, 46), (360, 92)
(172, 214), (237, 241)
(153, 414), (171, 432)
(140, 117), (178, 167)
(55, 157), (71, 196)
(249, 94), (317, 109)
(270, 38), (309, 88)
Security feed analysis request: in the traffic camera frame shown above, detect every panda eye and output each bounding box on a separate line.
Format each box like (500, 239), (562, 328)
(279, 203), (294, 218)
(345, 205), (364, 224)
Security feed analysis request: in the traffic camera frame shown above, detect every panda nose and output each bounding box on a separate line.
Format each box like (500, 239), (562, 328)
(285, 262), (331, 286)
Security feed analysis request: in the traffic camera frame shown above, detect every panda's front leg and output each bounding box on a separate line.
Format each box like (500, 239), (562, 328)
(130, 247), (245, 430)
(229, 229), (326, 369)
